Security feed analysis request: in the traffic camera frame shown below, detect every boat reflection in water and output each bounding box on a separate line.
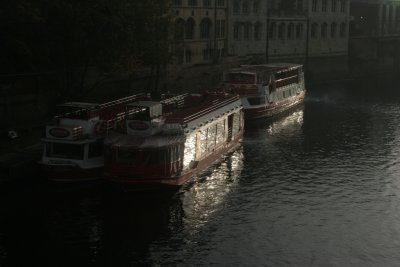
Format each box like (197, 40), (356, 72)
(179, 147), (244, 222)
(102, 147), (244, 266)
(266, 108), (304, 135)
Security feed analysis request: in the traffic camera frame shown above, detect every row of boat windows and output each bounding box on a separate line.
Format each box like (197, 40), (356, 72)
(247, 88), (297, 106)
(226, 69), (302, 85)
(113, 112), (242, 167)
(114, 145), (183, 166)
(46, 112), (242, 165)
(45, 141), (103, 160)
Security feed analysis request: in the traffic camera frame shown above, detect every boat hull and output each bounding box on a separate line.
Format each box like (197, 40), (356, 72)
(39, 164), (103, 182)
(244, 91), (305, 121)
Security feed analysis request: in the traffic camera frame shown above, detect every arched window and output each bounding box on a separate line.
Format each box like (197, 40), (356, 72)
(254, 22), (262, 40)
(188, 0), (198, 6)
(185, 18), (195, 39)
(233, 1), (240, 14)
(340, 0), (346, 12)
(322, 0), (327, 12)
(173, 0), (182, 5)
(242, 1), (249, 13)
(312, 0), (318, 12)
(177, 49), (184, 64)
(203, 0), (211, 7)
(269, 22), (276, 39)
(331, 0), (337, 12)
(244, 23), (251, 39)
(253, 1), (260, 14)
(287, 23), (295, 39)
(321, 23), (328, 38)
(330, 22), (337, 38)
(185, 49), (192, 63)
(311, 22), (318, 38)
(296, 23), (303, 39)
(234, 22), (240, 40)
(278, 22), (286, 39)
(174, 18), (185, 40)
(340, 22), (346, 37)
(200, 18), (212, 39)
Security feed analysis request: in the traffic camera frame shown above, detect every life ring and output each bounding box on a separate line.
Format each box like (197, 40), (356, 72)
(8, 130), (18, 139)
(94, 121), (106, 136)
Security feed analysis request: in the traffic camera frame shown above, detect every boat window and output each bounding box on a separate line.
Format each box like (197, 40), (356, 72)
(171, 145), (182, 163)
(216, 120), (225, 145)
(232, 112), (241, 135)
(88, 140), (103, 158)
(199, 130), (207, 156)
(46, 142), (84, 160)
(247, 97), (265, 105)
(183, 134), (197, 167)
(275, 69), (298, 80)
(207, 124), (217, 151)
(141, 149), (160, 165)
(117, 149), (138, 165)
(226, 73), (255, 84)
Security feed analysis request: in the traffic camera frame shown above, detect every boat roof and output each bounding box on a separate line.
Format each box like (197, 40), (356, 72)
(227, 63), (302, 74)
(165, 94), (241, 125)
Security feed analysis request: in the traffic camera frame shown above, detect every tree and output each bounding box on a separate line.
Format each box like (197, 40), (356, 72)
(0, 0), (173, 100)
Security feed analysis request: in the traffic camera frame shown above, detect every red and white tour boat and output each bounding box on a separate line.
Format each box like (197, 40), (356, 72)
(103, 91), (244, 191)
(223, 63), (306, 121)
(38, 93), (152, 182)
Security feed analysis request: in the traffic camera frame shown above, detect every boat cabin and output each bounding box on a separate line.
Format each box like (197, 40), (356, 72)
(223, 63), (303, 93)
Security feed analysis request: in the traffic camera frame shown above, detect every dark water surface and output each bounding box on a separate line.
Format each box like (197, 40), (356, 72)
(2, 85), (400, 266)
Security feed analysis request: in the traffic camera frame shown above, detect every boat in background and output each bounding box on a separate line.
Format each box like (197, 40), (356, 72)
(223, 63), (306, 121)
(103, 91), (244, 191)
(38, 93), (186, 182)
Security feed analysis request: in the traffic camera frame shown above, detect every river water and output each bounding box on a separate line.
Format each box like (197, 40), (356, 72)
(2, 84), (400, 266)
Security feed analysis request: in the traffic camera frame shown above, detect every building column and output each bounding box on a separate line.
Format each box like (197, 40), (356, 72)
(378, 3), (383, 36)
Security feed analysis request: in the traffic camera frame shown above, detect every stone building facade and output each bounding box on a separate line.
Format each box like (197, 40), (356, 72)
(170, 0), (228, 66)
(349, 0), (400, 78)
(168, 0), (353, 90)
(227, 0), (267, 61)
(265, 0), (350, 67)
(351, 0), (400, 37)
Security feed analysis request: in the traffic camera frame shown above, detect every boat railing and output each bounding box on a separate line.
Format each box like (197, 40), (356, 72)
(99, 93), (148, 110)
(99, 93), (150, 120)
(160, 93), (188, 114)
(52, 93), (149, 122)
(166, 95), (240, 125)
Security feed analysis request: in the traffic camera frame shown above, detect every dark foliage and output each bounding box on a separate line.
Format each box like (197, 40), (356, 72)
(0, 0), (172, 98)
